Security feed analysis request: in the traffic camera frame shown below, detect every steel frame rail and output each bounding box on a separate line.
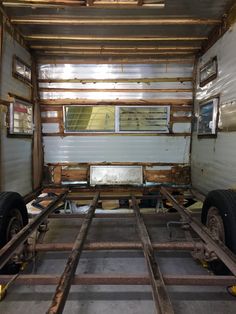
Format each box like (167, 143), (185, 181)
(0, 188), (236, 313)
(47, 192), (100, 314)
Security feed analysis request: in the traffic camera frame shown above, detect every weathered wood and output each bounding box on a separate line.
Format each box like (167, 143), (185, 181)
(38, 77), (193, 84)
(26, 34), (207, 41)
(39, 99), (192, 106)
(11, 17), (221, 26)
(39, 87), (192, 93)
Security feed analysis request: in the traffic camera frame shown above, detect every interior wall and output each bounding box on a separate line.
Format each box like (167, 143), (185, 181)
(191, 22), (236, 194)
(0, 27), (32, 195)
(39, 62), (193, 186)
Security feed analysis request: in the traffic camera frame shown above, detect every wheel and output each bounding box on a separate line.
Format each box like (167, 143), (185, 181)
(201, 190), (236, 275)
(0, 192), (28, 274)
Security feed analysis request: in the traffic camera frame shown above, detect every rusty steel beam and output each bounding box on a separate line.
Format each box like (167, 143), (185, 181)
(48, 212), (186, 220)
(47, 192), (99, 314)
(0, 192), (67, 270)
(0, 274), (236, 286)
(132, 196), (174, 314)
(160, 187), (236, 276)
(28, 241), (202, 252)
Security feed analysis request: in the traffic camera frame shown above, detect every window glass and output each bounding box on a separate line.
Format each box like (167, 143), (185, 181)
(13, 56), (32, 83)
(198, 98), (218, 136)
(200, 57), (217, 87)
(64, 106), (115, 132)
(9, 100), (33, 135)
(119, 107), (169, 132)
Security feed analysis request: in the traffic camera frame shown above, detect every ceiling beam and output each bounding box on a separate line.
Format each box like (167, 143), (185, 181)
(30, 45), (201, 51)
(37, 50), (195, 56)
(2, 0), (165, 8)
(11, 17), (221, 26)
(36, 57), (195, 64)
(25, 34), (207, 41)
(38, 77), (193, 84)
(39, 88), (192, 93)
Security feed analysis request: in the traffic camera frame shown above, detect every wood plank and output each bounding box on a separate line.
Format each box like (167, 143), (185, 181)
(39, 88), (192, 93)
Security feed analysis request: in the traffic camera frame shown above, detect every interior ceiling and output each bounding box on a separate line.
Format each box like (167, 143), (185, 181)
(1, 0), (234, 62)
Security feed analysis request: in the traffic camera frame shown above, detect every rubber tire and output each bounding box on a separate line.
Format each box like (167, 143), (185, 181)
(0, 192), (28, 274)
(201, 190), (236, 275)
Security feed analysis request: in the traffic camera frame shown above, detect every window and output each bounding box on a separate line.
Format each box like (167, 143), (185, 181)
(200, 57), (217, 87)
(118, 107), (169, 132)
(64, 106), (115, 132)
(197, 98), (218, 136)
(64, 105), (170, 133)
(12, 56), (32, 84)
(9, 99), (33, 136)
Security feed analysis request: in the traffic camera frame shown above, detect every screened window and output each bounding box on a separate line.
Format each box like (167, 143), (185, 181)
(64, 106), (115, 132)
(64, 105), (170, 133)
(9, 100), (33, 136)
(119, 107), (169, 132)
(197, 98), (218, 136)
(13, 56), (32, 84)
(200, 57), (217, 87)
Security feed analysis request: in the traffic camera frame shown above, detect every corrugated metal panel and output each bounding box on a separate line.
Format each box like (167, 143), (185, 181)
(0, 113), (32, 195)
(0, 31), (31, 101)
(43, 136), (190, 164)
(192, 23), (236, 194)
(39, 63), (193, 80)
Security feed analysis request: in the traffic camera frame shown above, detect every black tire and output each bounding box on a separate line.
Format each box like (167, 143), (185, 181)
(201, 190), (236, 275)
(0, 192), (28, 274)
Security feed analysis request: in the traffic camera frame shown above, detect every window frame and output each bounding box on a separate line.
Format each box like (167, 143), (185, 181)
(199, 56), (218, 87)
(8, 98), (33, 138)
(12, 55), (32, 85)
(63, 105), (170, 134)
(197, 97), (219, 138)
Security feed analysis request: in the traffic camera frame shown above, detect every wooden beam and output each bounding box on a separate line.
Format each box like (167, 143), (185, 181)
(39, 99), (192, 106)
(39, 87), (192, 93)
(38, 77), (193, 84)
(3, 0), (165, 8)
(11, 17), (221, 26)
(37, 50), (195, 56)
(31, 45), (201, 51)
(36, 57), (195, 64)
(25, 34), (207, 42)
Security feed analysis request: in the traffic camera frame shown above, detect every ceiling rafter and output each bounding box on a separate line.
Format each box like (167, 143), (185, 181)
(2, 0), (165, 8)
(10, 17), (221, 26)
(25, 34), (207, 41)
(30, 45), (201, 51)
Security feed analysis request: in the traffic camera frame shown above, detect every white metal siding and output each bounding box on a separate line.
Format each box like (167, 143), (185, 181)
(0, 31), (32, 195)
(191, 23), (236, 194)
(43, 136), (190, 164)
(0, 31), (31, 101)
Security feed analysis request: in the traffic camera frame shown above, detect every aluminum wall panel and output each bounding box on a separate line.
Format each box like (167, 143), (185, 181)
(192, 23), (236, 194)
(39, 63), (193, 80)
(0, 31), (31, 101)
(40, 62), (192, 172)
(0, 31), (32, 195)
(0, 113), (32, 195)
(191, 133), (236, 192)
(43, 136), (190, 164)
